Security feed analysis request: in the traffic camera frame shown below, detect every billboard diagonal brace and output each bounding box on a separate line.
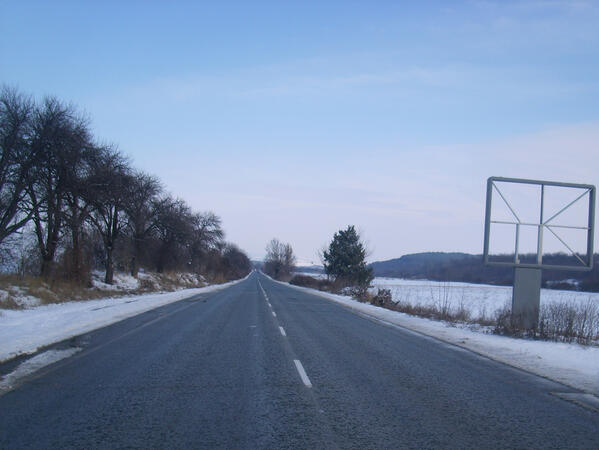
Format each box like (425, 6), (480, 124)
(545, 225), (587, 266)
(492, 182), (521, 223)
(544, 188), (590, 225)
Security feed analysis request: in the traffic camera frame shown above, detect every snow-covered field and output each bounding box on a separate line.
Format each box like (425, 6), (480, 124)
(0, 277), (245, 362)
(371, 277), (599, 321)
(297, 272), (599, 321)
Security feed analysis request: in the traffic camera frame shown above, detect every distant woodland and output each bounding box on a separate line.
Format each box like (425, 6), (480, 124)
(369, 252), (599, 292)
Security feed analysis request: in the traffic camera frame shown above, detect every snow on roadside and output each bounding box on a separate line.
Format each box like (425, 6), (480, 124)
(296, 272), (599, 321)
(91, 270), (140, 291)
(0, 277), (246, 363)
(371, 277), (599, 321)
(0, 286), (41, 308)
(280, 279), (599, 396)
(0, 348), (81, 393)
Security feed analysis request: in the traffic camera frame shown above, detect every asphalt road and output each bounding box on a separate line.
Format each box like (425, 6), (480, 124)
(1, 271), (598, 448)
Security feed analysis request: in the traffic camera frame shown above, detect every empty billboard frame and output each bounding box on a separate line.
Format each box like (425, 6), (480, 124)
(483, 176), (595, 271)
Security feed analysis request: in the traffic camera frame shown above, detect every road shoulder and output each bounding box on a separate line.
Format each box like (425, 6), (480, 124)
(266, 275), (599, 397)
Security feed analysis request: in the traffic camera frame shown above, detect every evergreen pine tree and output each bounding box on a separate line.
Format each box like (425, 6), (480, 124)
(323, 225), (373, 290)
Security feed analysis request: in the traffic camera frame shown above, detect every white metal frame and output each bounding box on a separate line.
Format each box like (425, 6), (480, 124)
(483, 176), (596, 271)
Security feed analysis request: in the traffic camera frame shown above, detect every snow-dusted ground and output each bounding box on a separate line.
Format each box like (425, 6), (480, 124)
(0, 270), (207, 309)
(0, 286), (40, 308)
(284, 276), (599, 396)
(0, 277), (245, 362)
(371, 277), (599, 320)
(90, 270), (142, 291)
(297, 272), (599, 321)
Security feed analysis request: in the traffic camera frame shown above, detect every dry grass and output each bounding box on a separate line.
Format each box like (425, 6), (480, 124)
(494, 299), (599, 345)
(0, 292), (21, 309)
(0, 274), (116, 307)
(137, 272), (205, 292)
(0, 271), (206, 309)
(357, 286), (598, 346)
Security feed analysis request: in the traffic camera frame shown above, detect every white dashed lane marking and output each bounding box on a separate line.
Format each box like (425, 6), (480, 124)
(293, 359), (312, 387)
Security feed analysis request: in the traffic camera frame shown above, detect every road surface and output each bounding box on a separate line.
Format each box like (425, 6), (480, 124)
(1, 271), (598, 448)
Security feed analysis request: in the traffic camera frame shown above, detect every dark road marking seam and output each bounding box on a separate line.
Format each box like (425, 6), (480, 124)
(551, 392), (599, 413)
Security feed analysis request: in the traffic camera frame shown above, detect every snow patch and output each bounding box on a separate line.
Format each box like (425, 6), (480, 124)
(0, 348), (81, 393)
(0, 286), (41, 308)
(91, 270), (140, 291)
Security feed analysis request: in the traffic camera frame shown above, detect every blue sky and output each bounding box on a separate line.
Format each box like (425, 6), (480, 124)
(2, 1), (599, 262)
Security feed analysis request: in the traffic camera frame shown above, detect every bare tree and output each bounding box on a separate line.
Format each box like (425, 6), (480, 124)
(28, 97), (90, 277)
(283, 242), (296, 275)
(124, 171), (162, 277)
(263, 238), (296, 280)
(220, 243), (251, 280)
(189, 211), (224, 273)
(152, 196), (193, 273)
(87, 147), (132, 284)
(61, 138), (99, 283)
(0, 86), (35, 245)
(0, 86), (251, 286)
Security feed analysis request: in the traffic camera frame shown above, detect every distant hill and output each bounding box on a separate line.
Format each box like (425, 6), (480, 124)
(295, 264), (324, 274)
(254, 259), (324, 274)
(369, 252), (599, 291)
(370, 252), (474, 277)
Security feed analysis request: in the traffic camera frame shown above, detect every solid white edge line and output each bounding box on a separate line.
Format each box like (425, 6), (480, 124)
(279, 326), (287, 337)
(293, 359), (312, 387)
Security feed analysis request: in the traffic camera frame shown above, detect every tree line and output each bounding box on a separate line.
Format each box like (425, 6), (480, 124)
(369, 251), (599, 291)
(0, 86), (251, 284)
(262, 238), (296, 280)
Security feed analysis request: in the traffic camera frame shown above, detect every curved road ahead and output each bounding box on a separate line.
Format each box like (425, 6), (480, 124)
(1, 272), (598, 448)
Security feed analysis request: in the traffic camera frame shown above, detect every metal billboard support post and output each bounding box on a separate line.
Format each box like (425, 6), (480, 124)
(483, 177), (596, 331)
(512, 267), (542, 329)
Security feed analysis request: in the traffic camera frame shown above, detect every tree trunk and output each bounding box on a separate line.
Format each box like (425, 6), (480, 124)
(104, 246), (114, 284)
(156, 243), (167, 273)
(130, 255), (139, 278)
(40, 255), (55, 279)
(70, 215), (83, 283)
(130, 235), (142, 277)
(104, 207), (119, 284)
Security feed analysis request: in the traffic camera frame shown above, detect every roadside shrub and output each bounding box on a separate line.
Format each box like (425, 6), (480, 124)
(494, 299), (599, 345)
(371, 288), (393, 307)
(348, 286), (371, 302)
(290, 275), (321, 289)
(289, 274), (337, 292)
(493, 305), (528, 337)
(538, 299), (599, 345)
